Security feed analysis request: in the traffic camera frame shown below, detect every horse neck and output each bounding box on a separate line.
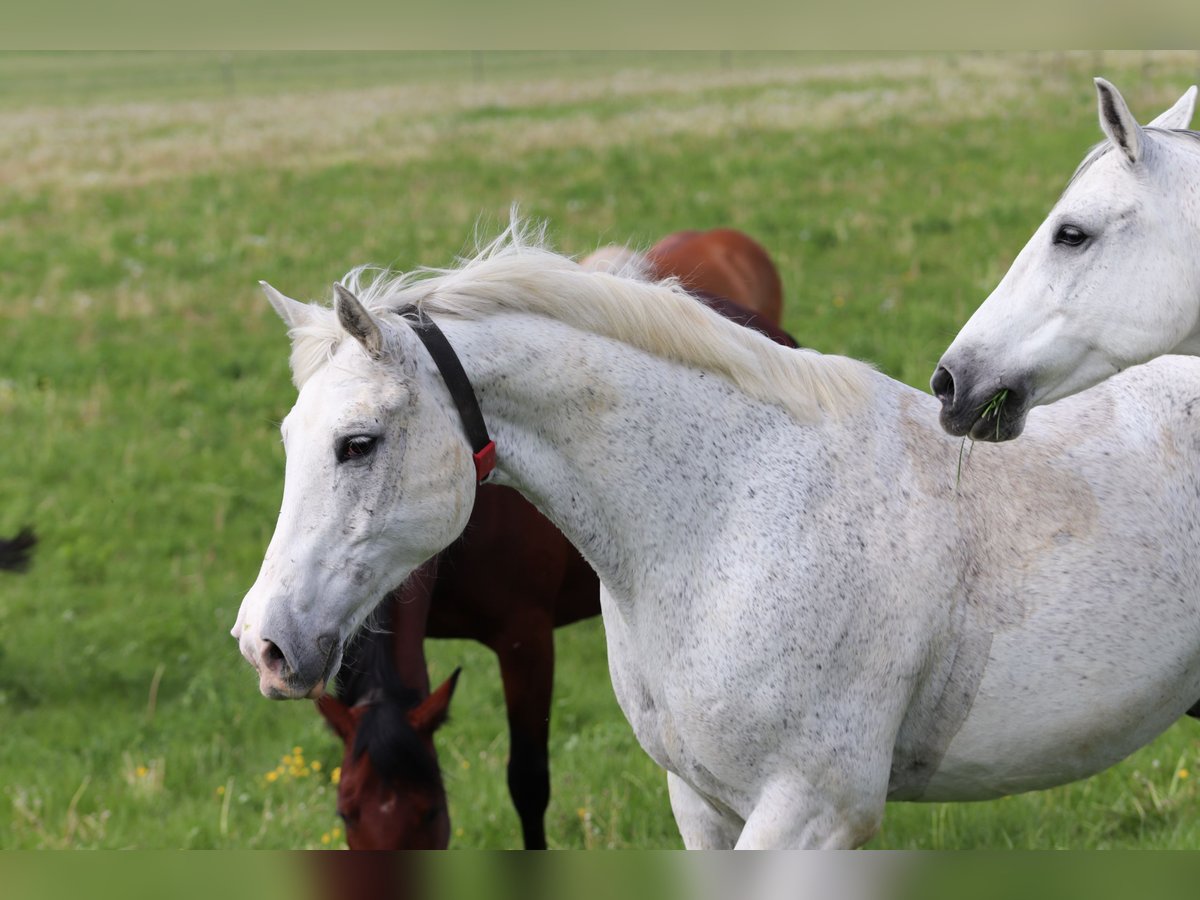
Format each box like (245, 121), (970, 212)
(1156, 137), (1200, 354)
(1166, 134), (1200, 229)
(436, 313), (800, 600)
(387, 570), (435, 696)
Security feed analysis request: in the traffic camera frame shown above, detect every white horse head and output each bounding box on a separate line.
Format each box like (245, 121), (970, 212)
(233, 280), (478, 698)
(932, 78), (1200, 440)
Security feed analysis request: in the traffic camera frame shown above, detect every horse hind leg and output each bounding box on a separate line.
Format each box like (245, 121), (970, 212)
(496, 625), (555, 849)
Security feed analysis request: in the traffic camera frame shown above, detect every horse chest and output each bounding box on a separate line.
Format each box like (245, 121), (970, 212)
(599, 589), (732, 783)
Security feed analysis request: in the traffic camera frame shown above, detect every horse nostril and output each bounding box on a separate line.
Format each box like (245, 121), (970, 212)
(931, 366), (956, 407)
(260, 638), (288, 675)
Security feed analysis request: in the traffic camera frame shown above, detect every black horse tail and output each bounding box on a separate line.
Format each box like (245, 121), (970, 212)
(0, 527), (36, 573)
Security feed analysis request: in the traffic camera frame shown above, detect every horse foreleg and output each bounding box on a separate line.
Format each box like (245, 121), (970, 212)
(495, 624), (555, 850)
(667, 772), (743, 849)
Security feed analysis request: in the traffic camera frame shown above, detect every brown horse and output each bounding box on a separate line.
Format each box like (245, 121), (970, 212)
(580, 228), (784, 333)
(645, 228), (784, 328)
(315, 229), (796, 849)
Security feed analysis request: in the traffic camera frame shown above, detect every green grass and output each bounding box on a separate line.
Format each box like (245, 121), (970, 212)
(3, 50), (1200, 849)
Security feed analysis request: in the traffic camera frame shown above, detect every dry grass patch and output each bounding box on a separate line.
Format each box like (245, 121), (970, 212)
(4, 52), (1191, 195)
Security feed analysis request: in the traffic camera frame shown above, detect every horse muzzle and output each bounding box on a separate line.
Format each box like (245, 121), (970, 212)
(931, 360), (1030, 443)
(238, 624), (343, 700)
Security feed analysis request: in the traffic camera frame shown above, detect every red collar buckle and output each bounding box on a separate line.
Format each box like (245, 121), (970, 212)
(473, 440), (497, 483)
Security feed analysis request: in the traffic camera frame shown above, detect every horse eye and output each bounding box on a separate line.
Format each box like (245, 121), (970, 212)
(1053, 224), (1089, 247)
(336, 435), (378, 464)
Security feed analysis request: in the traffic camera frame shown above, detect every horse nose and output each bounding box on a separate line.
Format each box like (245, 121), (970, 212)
(258, 638), (288, 677)
(256, 630), (341, 699)
(931, 365), (956, 409)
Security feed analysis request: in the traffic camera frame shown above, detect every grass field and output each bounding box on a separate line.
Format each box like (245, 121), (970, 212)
(4, 50), (1200, 849)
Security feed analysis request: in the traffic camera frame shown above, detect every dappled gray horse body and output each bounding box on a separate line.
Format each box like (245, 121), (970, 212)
(599, 355), (1200, 823)
(238, 229), (1200, 846)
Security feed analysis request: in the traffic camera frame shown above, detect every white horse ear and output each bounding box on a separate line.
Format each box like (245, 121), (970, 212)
(1147, 85), (1198, 131)
(260, 281), (314, 331)
(333, 283), (383, 359)
(1095, 78), (1144, 165)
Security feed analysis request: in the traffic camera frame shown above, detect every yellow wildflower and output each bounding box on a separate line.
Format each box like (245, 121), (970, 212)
(1179, 769), (1190, 780)
(136, 765), (148, 778)
(266, 771), (278, 783)
(321, 833), (331, 845)
(330, 767), (341, 785)
(215, 785), (226, 796)
(311, 761), (322, 772)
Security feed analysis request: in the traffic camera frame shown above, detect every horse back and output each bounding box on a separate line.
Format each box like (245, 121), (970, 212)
(647, 229), (784, 327)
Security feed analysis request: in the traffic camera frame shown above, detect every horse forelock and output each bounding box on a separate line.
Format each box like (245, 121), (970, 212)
(292, 218), (872, 422)
(352, 699), (442, 788)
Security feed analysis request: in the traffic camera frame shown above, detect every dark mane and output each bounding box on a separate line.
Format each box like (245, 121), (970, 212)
(335, 598), (442, 786)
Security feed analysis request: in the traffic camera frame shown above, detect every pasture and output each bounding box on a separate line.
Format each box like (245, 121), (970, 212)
(3, 50), (1200, 849)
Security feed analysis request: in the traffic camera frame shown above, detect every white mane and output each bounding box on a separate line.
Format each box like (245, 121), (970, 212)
(287, 221), (873, 422)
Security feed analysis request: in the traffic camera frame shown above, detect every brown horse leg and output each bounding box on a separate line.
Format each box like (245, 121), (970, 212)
(494, 623), (555, 850)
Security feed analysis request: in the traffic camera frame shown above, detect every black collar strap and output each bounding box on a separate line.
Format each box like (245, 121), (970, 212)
(395, 305), (496, 483)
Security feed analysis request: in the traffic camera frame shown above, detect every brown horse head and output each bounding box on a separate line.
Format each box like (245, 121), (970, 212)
(317, 646), (461, 849)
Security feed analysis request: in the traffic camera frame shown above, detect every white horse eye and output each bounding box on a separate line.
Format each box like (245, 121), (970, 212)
(1053, 224), (1089, 247)
(336, 435), (379, 463)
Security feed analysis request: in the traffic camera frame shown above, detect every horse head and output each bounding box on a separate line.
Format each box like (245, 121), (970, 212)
(316, 669), (460, 849)
(933, 79), (1200, 441)
(234, 281), (478, 698)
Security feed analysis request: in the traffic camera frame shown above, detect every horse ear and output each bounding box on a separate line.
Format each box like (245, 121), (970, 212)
(316, 694), (357, 742)
(1147, 85), (1198, 131)
(1095, 78), (1144, 165)
(409, 668), (461, 735)
(260, 281), (314, 331)
(334, 283), (383, 359)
